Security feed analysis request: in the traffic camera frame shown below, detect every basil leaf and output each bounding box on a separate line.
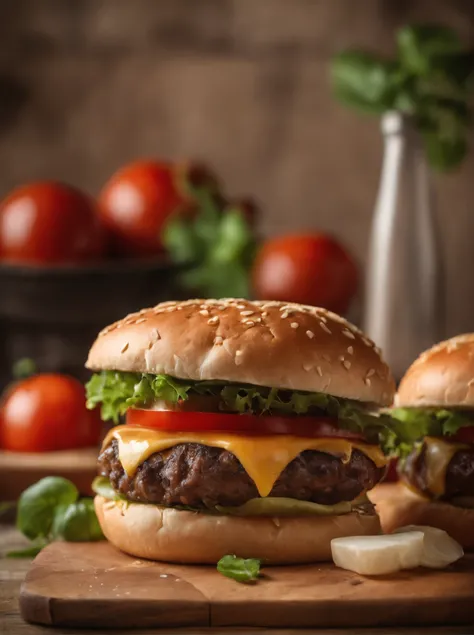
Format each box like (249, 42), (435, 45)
(397, 25), (461, 75)
(17, 477), (79, 541)
(331, 51), (398, 114)
(7, 543), (46, 558)
(53, 499), (104, 542)
(217, 555), (261, 583)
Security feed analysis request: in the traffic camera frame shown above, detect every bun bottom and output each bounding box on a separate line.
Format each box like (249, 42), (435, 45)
(94, 496), (381, 564)
(369, 483), (474, 550)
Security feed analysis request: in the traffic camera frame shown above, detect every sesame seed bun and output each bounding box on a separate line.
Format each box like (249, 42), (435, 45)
(86, 299), (395, 406)
(396, 334), (474, 408)
(94, 495), (382, 564)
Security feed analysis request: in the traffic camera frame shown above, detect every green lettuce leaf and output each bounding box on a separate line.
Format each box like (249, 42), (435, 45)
(216, 497), (352, 517)
(389, 407), (474, 458)
(86, 371), (393, 445)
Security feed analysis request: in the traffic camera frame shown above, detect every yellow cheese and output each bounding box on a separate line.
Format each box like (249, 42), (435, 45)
(102, 426), (387, 498)
(424, 436), (469, 497)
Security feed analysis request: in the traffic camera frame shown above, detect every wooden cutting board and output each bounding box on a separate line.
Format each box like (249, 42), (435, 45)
(20, 541), (474, 629)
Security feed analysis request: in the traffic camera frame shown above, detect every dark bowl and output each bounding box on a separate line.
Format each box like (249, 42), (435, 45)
(0, 258), (186, 389)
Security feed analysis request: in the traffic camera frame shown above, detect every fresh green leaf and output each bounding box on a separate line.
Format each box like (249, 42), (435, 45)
(389, 407), (474, 458)
(17, 477), (79, 541)
(331, 51), (398, 114)
(216, 497), (352, 517)
(162, 185), (256, 299)
(12, 357), (37, 380)
(91, 476), (127, 502)
(397, 25), (461, 74)
(423, 128), (467, 171)
(7, 543), (46, 558)
(52, 499), (104, 542)
(217, 555), (261, 583)
(86, 371), (394, 447)
(86, 372), (192, 424)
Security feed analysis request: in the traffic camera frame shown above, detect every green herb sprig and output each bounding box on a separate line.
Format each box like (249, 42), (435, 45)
(163, 187), (257, 298)
(331, 24), (474, 171)
(8, 477), (104, 557)
(217, 554), (261, 583)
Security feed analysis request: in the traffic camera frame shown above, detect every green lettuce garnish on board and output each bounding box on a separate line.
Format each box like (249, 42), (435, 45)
(389, 407), (474, 458)
(85, 371), (393, 447)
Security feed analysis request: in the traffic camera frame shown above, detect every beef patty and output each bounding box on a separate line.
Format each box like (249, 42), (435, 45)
(402, 441), (474, 500)
(98, 439), (385, 509)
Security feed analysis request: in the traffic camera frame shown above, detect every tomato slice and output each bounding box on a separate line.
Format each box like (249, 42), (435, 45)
(126, 409), (367, 441)
(450, 426), (474, 444)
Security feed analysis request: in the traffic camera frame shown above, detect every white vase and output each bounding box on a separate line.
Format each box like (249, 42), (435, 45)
(363, 111), (445, 380)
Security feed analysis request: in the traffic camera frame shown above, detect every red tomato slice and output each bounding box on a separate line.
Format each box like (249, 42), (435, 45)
(451, 426), (474, 444)
(126, 409), (367, 440)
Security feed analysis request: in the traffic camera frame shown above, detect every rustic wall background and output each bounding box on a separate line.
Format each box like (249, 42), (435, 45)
(0, 0), (474, 335)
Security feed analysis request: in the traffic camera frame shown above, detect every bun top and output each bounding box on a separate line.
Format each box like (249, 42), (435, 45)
(86, 299), (395, 406)
(396, 334), (474, 408)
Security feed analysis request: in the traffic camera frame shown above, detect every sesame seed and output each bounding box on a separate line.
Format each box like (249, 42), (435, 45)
(318, 315), (328, 323)
(306, 330), (315, 339)
(303, 363), (313, 372)
(199, 309), (210, 316)
(261, 311), (268, 317)
(116, 324), (122, 329)
(343, 360), (351, 370)
(339, 355), (345, 362)
(208, 316), (219, 325)
(121, 342), (129, 353)
(240, 310), (254, 317)
(176, 306), (183, 310)
(281, 312), (289, 319)
(236, 350), (243, 356)
(244, 320), (255, 327)
(342, 329), (356, 340)
(319, 322), (332, 334)
(317, 366), (323, 376)
(366, 369), (375, 378)
(214, 336), (223, 345)
(290, 322), (299, 329)
(237, 304), (246, 310)
(365, 378), (372, 386)
(347, 346), (354, 355)
(135, 318), (146, 324)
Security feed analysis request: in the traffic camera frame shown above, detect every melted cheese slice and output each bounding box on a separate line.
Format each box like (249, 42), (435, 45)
(423, 436), (469, 497)
(102, 426), (387, 498)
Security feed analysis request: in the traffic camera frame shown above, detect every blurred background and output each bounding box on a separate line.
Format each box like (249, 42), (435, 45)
(0, 0), (474, 383)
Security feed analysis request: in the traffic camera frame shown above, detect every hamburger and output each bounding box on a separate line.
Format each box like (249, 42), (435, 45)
(85, 299), (395, 564)
(373, 334), (474, 549)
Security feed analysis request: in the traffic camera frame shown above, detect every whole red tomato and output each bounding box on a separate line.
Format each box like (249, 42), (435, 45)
(0, 182), (103, 265)
(252, 234), (358, 315)
(98, 160), (218, 256)
(0, 374), (102, 452)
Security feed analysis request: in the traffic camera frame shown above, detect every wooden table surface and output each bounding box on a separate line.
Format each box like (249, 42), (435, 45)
(0, 517), (471, 635)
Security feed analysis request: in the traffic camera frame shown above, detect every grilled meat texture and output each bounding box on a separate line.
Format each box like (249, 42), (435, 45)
(98, 439), (384, 509)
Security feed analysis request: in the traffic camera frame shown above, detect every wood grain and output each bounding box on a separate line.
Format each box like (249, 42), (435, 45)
(19, 541), (474, 629)
(0, 448), (98, 499)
